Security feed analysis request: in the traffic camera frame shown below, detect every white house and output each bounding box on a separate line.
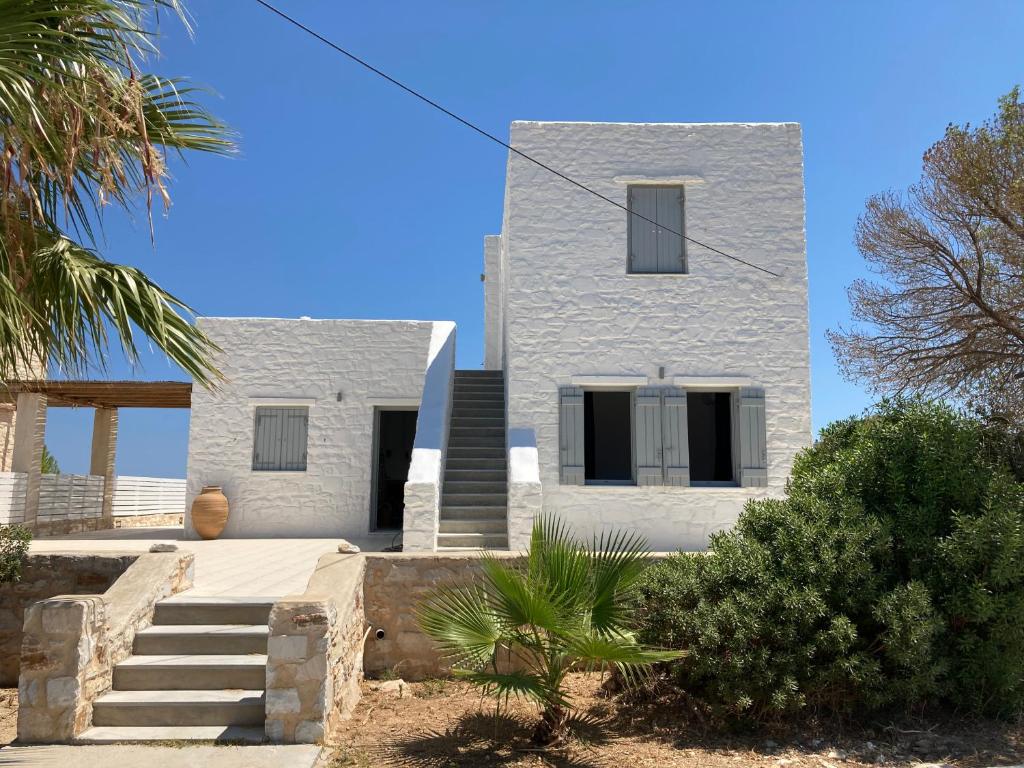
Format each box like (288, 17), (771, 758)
(186, 120), (811, 551)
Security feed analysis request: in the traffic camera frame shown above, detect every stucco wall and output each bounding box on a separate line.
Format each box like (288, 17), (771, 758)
(186, 318), (438, 539)
(499, 121), (812, 550)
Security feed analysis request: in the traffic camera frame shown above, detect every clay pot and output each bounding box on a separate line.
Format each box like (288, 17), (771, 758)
(191, 486), (229, 540)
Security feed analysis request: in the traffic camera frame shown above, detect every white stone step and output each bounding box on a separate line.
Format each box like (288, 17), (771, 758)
(113, 654), (267, 690)
(436, 532), (508, 549)
(76, 725), (266, 744)
(135, 624), (269, 655)
(92, 689), (265, 727)
(438, 518), (508, 534)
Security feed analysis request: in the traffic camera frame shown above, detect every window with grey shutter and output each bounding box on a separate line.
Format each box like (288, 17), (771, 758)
(662, 389), (690, 486)
(558, 386), (585, 485)
(634, 387), (664, 485)
(628, 185), (686, 274)
(738, 388), (768, 487)
(252, 406), (309, 471)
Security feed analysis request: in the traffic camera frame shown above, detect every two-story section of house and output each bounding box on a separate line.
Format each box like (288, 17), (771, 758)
(485, 121), (812, 551)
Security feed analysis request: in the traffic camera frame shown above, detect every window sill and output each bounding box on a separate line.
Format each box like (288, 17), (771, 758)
(249, 470), (308, 475)
(584, 480), (636, 487)
(625, 271), (690, 277)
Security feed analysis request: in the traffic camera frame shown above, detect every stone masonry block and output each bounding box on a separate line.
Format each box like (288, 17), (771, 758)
(46, 676), (80, 708)
(268, 635), (308, 662)
(266, 688), (301, 716)
(295, 719), (325, 744)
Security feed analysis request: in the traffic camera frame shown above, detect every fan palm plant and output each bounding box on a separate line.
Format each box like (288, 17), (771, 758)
(0, 0), (233, 386)
(417, 515), (683, 746)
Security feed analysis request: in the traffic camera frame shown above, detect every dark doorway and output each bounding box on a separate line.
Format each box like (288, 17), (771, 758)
(687, 392), (734, 482)
(373, 409), (417, 530)
(584, 391), (633, 483)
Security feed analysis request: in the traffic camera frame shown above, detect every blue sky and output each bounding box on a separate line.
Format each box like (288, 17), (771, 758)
(43, 0), (1024, 477)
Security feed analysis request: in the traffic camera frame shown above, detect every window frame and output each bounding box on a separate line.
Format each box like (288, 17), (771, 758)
(250, 404), (310, 473)
(626, 184), (688, 275)
(582, 387), (636, 487)
(685, 389), (740, 488)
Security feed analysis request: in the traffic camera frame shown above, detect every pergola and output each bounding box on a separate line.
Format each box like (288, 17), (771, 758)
(2, 380), (192, 527)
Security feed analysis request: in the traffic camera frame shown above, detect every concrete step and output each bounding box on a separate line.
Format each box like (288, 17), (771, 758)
(437, 532), (509, 549)
(452, 407), (505, 418)
(443, 480), (507, 494)
(451, 416), (505, 427)
(113, 655), (268, 691)
(134, 625), (269, 655)
(454, 369), (503, 376)
(438, 518), (508, 534)
(76, 725), (265, 744)
(444, 468), (507, 482)
(92, 689), (265, 727)
(446, 446), (505, 459)
(154, 596), (275, 626)
(452, 388), (504, 397)
(441, 492), (507, 507)
(449, 430), (505, 443)
(440, 506), (509, 520)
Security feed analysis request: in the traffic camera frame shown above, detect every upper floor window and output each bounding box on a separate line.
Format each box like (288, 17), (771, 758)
(627, 185), (686, 274)
(252, 406), (308, 471)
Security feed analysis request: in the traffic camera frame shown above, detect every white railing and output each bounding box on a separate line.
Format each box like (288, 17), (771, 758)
(0, 472), (27, 524)
(38, 474), (104, 520)
(112, 476), (185, 517)
(0, 472), (185, 524)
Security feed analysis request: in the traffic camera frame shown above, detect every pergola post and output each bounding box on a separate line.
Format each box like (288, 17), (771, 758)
(11, 392), (47, 527)
(90, 407), (118, 526)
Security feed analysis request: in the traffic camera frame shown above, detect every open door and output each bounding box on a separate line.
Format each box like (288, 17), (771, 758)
(372, 409), (417, 530)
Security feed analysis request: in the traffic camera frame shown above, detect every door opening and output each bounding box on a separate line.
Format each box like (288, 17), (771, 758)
(372, 409), (418, 530)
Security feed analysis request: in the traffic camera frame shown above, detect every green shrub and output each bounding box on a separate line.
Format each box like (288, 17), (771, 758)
(0, 524), (32, 583)
(635, 399), (1024, 721)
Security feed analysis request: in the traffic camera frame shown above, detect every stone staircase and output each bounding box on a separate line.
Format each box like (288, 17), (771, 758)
(438, 370), (509, 550)
(78, 596), (273, 743)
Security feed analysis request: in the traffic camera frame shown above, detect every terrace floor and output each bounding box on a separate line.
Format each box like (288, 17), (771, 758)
(29, 526), (395, 597)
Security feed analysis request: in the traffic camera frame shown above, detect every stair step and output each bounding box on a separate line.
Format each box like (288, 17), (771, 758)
(446, 446), (505, 459)
(444, 469), (507, 482)
(135, 625), (269, 655)
(437, 533), (509, 549)
(154, 596), (275, 626)
(76, 725), (265, 744)
(449, 430), (505, 441)
(443, 480), (507, 494)
(92, 690), (265, 727)
(441, 506), (509, 520)
(452, 408), (505, 418)
(454, 370), (503, 377)
(442, 492), (507, 506)
(439, 519), (508, 534)
(113, 655), (267, 691)
(452, 389), (505, 398)
(451, 416), (505, 427)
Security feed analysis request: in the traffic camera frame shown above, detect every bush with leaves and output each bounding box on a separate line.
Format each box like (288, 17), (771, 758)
(417, 515), (682, 746)
(635, 399), (1024, 721)
(0, 524), (32, 583)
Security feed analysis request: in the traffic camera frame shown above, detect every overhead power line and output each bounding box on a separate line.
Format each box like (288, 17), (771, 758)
(253, 0), (780, 278)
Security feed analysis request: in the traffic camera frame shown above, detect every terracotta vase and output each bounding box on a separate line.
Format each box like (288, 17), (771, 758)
(191, 486), (229, 540)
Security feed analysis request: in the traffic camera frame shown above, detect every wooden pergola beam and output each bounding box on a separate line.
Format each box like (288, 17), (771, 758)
(0, 380), (192, 409)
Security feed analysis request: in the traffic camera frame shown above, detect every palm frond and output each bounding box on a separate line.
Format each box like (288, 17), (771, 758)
(453, 669), (556, 708)
(416, 583), (502, 670)
(479, 553), (564, 633)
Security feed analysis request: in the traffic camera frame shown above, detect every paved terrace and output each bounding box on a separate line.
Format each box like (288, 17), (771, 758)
(29, 527), (396, 597)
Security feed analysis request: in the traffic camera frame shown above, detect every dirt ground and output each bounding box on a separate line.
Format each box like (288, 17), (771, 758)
(328, 674), (1024, 768)
(0, 688), (16, 748)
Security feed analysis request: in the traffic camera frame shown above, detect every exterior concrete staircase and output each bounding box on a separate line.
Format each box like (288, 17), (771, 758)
(78, 596), (273, 743)
(439, 370), (509, 549)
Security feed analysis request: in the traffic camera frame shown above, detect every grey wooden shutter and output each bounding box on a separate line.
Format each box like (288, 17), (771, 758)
(662, 389), (690, 486)
(739, 388), (768, 487)
(558, 386), (585, 485)
(656, 187), (685, 273)
(252, 406), (308, 471)
(635, 387), (664, 485)
(628, 186), (659, 273)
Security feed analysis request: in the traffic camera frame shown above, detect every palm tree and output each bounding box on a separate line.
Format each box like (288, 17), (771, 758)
(0, 0), (233, 387)
(416, 515), (683, 747)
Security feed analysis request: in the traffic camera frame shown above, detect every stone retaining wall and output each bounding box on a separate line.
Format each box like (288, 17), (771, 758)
(266, 554), (366, 743)
(362, 553), (519, 680)
(0, 553), (136, 685)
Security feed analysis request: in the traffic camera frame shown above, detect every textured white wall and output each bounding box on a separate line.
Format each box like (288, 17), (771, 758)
(186, 318), (436, 539)
(499, 121), (812, 551)
(483, 235), (502, 371)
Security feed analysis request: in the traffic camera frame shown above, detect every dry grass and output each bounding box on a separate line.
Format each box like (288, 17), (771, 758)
(0, 688), (17, 747)
(328, 674), (1024, 768)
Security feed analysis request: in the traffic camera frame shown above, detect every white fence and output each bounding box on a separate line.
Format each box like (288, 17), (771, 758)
(111, 476), (186, 518)
(38, 473), (104, 521)
(0, 472), (185, 524)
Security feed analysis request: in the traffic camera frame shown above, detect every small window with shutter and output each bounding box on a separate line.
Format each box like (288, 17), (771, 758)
(252, 406), (309, 471)
(627, 185), (686, 274)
